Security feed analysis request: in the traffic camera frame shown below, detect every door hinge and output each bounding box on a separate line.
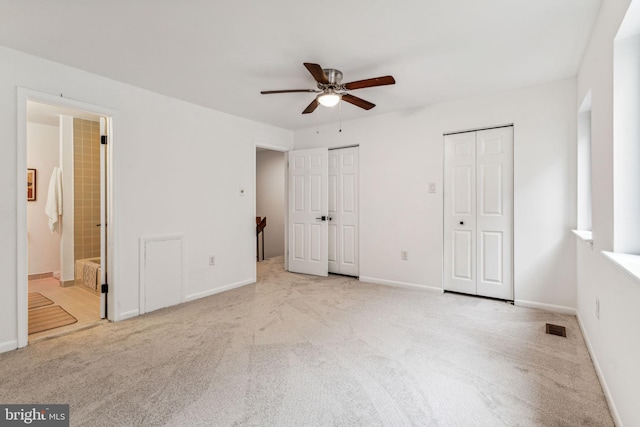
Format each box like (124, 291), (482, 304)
(101, 283), (109, 293)
(101, 135), (108, 145)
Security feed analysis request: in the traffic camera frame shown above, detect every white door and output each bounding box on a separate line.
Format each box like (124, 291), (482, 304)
(443, 126), (513, 300)
(444, 132), (477, 295)
(288, 148), (329, 276)
(476, 127), (513, 300)
(328, 147), (359, 276)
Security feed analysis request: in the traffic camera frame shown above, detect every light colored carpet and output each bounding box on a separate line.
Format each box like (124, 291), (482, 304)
(28, 305), (78, 335)
(1, 257), (612, 426)
(28, 292), (54, 310)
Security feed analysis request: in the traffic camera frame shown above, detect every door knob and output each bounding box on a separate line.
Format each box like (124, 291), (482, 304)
(460, 221), (464, 225)
(316, 216), (327, 221)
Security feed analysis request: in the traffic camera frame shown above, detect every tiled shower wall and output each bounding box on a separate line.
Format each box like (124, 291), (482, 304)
(73, 118), (101, 262)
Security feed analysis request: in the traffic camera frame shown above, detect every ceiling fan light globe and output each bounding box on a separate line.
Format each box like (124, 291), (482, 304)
(318, 93), (341, 107)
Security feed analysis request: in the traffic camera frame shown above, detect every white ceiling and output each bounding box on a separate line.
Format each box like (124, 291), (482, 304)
(0, 0), (602, 130)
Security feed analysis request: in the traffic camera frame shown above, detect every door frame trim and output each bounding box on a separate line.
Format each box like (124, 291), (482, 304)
(16, 88), (118, 348)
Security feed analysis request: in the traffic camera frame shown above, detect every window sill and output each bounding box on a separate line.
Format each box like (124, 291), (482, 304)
(572, 230), (593, 247)
(602, 251), (640, 287)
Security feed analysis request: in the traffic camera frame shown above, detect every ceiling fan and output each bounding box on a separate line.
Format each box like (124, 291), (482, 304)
(260, 63), (396, 114)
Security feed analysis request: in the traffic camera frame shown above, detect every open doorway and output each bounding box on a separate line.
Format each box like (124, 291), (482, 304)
(18, 89), (115, 347)
(255, 146), (287, 279)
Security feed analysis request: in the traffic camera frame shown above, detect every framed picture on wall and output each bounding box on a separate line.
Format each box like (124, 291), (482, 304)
(27, 168), (36, 201)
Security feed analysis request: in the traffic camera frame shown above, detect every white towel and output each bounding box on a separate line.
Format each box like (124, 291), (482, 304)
(45, 167), (63, 233)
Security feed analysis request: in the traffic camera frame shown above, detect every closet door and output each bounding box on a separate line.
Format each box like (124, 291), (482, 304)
(328, 147), (359, 276)
(443, 127), (513, 300)
(476, 127), (513, 300)
(443, 132), (477, 294)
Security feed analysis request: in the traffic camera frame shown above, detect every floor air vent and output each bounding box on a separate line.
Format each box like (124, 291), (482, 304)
(545, 323), (567, 337)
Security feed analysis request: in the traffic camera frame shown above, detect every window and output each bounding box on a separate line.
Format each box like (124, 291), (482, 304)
(613, 10), (640, 254)
(577, 91), (592, 235)
(603, 0), (640, 281)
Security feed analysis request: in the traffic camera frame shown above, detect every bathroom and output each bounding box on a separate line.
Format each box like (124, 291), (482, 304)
(26, 101), (105, 340)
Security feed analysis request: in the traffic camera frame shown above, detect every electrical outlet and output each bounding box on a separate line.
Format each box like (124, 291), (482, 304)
(401, 250), (408, 260)
(595, 297), (600, 319)
(209, 255), (216, 266)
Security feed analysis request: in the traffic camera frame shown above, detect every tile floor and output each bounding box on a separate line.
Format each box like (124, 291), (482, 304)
(28, 277), (103, 341)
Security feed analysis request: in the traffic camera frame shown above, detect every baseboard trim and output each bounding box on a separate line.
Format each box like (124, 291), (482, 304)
(118, 309), (140, 321)
(0, 339), (18, 354)
(186, 278), (255, 302)
(513, 299), (576, 315)
(359, 276), (443, 293)
(60, 279), (75, 288)
(28, 272), (53, 280)
(577, 314), (623, 427)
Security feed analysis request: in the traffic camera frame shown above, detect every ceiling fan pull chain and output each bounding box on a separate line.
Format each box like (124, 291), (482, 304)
(338, 100), (342, 133)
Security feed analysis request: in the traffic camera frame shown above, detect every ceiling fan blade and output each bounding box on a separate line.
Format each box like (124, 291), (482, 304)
(343, 75), (396, 90)
(302, 98), (319, 114)
(341, 94), (375, 110)
(303, 63), (329, 84)
(261, 89), (319, 94)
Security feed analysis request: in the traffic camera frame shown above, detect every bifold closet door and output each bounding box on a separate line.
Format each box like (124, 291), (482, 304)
(444, 132), (477, 295)
(444, 127), (513, 300)
(328, 147), (359, 276)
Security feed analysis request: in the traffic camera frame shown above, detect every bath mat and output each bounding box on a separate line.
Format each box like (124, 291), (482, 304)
(28, 292), (54, 310)
(28, 305), (77, 335)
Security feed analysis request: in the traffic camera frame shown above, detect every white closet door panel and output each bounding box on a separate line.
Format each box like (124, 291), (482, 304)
(480, 231), (503, 282)
(288, 148), (328, 276)
(453, 165), (474, 215)
(476, 127), (513, 300)
(328, 147), (359, 276)
(328, 152), (339, 273)
(479, 164), (503, 216)
(328, 223), (338, 266)
(342, 174), (356, 213)
(444, 132), (477, 294)
(328, 154), (339, 272)
(453, 230), (473, 280)
(342, 225), (357, 266)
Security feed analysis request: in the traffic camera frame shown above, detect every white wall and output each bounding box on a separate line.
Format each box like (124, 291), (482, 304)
(256, 149), (285, 259)
(295, 78), (577, 310)
(26, 122), (60, 275)
(575, 0), (640, 425)
(0, 45), (293, 352)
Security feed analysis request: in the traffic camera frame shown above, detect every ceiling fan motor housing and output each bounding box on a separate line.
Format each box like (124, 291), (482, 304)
(322, 69), (343, 88)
